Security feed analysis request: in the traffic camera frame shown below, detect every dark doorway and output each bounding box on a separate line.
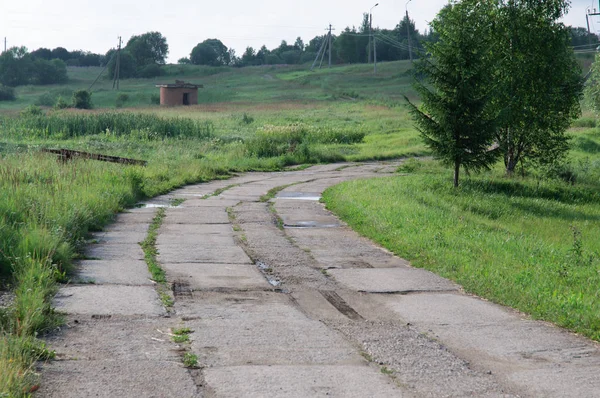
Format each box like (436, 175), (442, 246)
(183, 93), (189, 105)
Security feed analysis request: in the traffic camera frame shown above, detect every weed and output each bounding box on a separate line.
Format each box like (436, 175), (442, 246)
(172, 334), (189, 343)
(242, 113), (254, 125)
(141, 208), (167, 284)
(260, 183), (295, 202)
(170, 198), (186, 207)
(202, 184), (237, 199)
(183, 352), (199, 368)
(380, 366), (394, 375)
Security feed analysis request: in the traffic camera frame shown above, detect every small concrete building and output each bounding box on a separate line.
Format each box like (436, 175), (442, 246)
(155, 81), (203, 106)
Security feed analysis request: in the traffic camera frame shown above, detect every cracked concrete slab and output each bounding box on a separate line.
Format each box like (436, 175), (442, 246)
(89, 231), (146, 245)
(53, 285), (165, 316)
(74, 260), (152, 285)
(45, 316), (180, 362)
(84, 244), (144, 261)
(39, 360), (200, 398)
(329, 268), (460, 293)
(204, 365), (405, 397)
(163, 262), (271, 291)
(158, 244), (251, 264)
(163, 208), (230, 224)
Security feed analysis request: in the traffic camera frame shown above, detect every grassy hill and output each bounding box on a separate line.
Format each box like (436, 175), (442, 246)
(0, 61), (416, 112)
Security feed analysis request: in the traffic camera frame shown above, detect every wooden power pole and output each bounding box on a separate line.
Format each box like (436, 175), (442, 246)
(112, 36), (122, 90)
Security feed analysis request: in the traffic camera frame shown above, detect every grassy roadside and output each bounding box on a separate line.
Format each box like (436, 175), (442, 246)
(322, 155), (600, 341)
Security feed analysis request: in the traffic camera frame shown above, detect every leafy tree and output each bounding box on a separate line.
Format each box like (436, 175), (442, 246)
(178, 57), (191, 64)
(492, 0), (582, 173)
(406, 1), (499, 187)
(126, 32), (169, 66)
(294, 37), (305, 51)
(570, 27), (599, 48)
(51, 47), (70, 61)
(190, 39), (230, 66)
(241, 47), (258, 66)
(34, 58), (68, 84)
(31, 48), (52, 60)
(106, 49), (137, 79)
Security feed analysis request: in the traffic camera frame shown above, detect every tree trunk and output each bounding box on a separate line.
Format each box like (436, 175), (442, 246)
(505, 144), (519, 175)
(454, 159), (460, 188)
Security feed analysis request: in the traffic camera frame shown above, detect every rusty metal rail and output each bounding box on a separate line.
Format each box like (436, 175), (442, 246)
(42, 148), (147, 166)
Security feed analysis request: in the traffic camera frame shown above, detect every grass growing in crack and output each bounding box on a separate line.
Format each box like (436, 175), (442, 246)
(268, 203), (285, 230)
(171, 327), (193, 343)
(380, 366), (394, 375)
(170, 198), (186, 207)
(141, 208), (167, 284)
(201, 184), (238, 199)
(260, 183), (295, 202)
(183, 352), (199, 368)
(140, 208), (173, 308)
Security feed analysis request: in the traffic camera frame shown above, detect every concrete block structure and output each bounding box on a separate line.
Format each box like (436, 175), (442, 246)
(155, 81), (203, 106)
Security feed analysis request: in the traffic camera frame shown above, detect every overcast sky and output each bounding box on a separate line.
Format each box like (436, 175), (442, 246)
(1, 0), (599, 63)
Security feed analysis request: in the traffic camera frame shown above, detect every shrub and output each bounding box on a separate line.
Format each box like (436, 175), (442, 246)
(35, 92), (55, 107)
(72, 90), (92, 109)
(116, 93), (130, 108)
(138, 64), (164, 78)
(20, 105), (43, 117)
(0, 85), (15, 101)
(150, 93), (160, 105)
(242, 113), (254, 125)
(54, 96), (70, 110)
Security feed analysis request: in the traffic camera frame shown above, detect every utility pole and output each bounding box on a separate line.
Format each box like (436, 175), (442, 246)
(368, 16), (372, 63)
(406, 0), (413, 62)
(3, 37), (6, 53)
(328, 24), (334, 68)
(369, 3), (379, 68)
(112, 36), (122, 90)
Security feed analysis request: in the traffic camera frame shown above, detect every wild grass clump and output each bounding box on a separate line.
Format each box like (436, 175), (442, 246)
(245, 123), (365, 159)
(0, 112), (214, 140)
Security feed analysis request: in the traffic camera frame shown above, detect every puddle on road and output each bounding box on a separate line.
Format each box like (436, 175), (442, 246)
(276, 192), (321, 201)
(136, 203), (183, 209)
(284, 221), (340, 229)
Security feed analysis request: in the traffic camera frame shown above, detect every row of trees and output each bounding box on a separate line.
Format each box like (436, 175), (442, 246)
(29, 47), (103, 67)
(0, 47), (68, 86)
(407, 0), (582, 187)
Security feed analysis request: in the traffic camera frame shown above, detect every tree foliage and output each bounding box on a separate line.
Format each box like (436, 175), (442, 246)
(408, 0), (582, 184)
(406, 0), (499, 187)
(190, 39), (230, 66)
(492, 0), (582, 173)
(0, 47), (68, 87)
(126, 31), (169, 66)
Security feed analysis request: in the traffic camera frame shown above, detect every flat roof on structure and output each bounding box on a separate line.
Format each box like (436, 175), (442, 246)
(155, 83), (203, 89)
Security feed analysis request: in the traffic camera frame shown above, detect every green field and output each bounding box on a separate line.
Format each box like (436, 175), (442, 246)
(1, 59), (600, 395)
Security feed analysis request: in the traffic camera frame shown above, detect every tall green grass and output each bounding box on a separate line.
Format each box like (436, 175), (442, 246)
(0, 112), (214, 140)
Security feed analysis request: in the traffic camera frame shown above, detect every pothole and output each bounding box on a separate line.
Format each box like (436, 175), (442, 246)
(172, 281), (193, 298)
(255, 261), (282, 287)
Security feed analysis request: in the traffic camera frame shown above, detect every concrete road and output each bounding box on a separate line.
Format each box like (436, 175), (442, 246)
(39, 163), (600, 397)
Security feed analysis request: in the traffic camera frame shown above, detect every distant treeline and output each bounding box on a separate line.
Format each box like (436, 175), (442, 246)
(0, 15), (598, 91)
